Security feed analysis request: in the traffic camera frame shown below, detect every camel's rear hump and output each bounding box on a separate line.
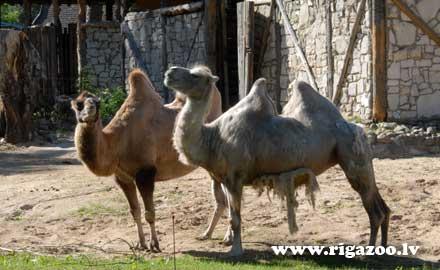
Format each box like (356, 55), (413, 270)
(282, 80), (343, 122)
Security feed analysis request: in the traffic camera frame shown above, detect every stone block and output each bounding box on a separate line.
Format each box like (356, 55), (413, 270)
(401, 68), (410, 81)
(400, 110), (417, 119)
(416, 59), (432, 67)
(401, 59), (415, 68)
(430, 71), (440, 83)
(394, 21), (416, 46)
(417, 91), (440, 118)
(388, 62), (400, 79)
(388, 94), (399, 110)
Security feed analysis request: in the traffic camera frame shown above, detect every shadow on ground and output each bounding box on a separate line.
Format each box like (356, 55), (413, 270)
(0, 141), (79, 175)
(184, 247), (440, 269)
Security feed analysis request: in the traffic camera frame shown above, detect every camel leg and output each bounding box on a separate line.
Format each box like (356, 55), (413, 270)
(198, 179), (228, 240)
(135, 167), (161, 252)
(338, 159), (390, 246)
(115, 176), (147, 249)
(225, 183), (244, 256)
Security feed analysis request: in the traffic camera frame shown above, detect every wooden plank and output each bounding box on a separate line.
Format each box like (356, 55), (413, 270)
(23, 0), (32, 26)
(372, 0), (387, 121)
(53, 0), (61, 27)
(161, 2), (203, 17)
(332, 0), (366, 105)
(244, 1), (254, 97)
(115, 0), (121, 21)
(68, 23), (78, 93)
(220, 0), (230, 108)
(325, 0), (334, 100)
(237, 3), (244, 99)
(274, 11), (282, 113)
(77, 0), (86, 87)
(105, 0), (113, 21)
(49, 27), (58, 98)
(256, 0), (275, 78)
(237, 1), (254, 99)
(41, 27), (49, 99)
(275, 0), (318, 91)
(390, 0), (440, 47)
(205, 0), (217, 73)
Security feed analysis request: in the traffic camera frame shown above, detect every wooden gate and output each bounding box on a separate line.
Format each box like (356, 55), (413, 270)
(237, 1), (254, 100)
(25, 24), (77, 106)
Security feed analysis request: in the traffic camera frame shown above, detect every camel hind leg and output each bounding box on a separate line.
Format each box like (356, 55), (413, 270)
(337, 150), (390, 246)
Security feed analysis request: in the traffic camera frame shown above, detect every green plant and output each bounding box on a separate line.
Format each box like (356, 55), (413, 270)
(1, 4), (22, 23)
(77, 70), (127, 122)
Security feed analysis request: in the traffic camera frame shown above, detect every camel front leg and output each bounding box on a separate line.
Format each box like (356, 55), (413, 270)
(115, 176), (147, 249)
(225, 183), (243, 256)
(198, 178), (228, 240)
(135, 167), (161, 252)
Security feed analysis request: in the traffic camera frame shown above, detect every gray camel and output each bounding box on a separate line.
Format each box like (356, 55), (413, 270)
(164, 65), (390, 256)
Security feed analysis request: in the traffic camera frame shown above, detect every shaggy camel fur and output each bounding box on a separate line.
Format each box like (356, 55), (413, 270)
(71, 68), (223, 252)
(164, 65), (390, 256)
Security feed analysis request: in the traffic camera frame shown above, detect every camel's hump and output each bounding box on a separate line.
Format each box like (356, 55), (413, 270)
(283, 80), (342, 120)
(127, 68), (162, 102)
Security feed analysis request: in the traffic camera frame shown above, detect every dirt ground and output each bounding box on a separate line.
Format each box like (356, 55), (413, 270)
(0, 138), (439, 265)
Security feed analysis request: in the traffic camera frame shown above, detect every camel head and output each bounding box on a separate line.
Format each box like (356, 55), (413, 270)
(164, 65), (219, 100)
(71, 91), (100, 124)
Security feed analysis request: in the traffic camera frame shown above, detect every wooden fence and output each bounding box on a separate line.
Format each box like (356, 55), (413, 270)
(25, 24), (77, 106)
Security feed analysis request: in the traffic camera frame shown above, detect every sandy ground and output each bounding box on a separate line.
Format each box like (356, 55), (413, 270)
(0, 139), (439, 266)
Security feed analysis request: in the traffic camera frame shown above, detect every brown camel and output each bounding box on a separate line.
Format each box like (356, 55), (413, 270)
(164, 65), (390, 256)
(71, 68), (223, 252)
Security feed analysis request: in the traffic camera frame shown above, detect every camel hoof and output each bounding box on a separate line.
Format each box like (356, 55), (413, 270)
(221, 237), (233, 246)
(135, 242), (148, 251)
(149, 241), (162, 253)
(196, 234), (210, 241)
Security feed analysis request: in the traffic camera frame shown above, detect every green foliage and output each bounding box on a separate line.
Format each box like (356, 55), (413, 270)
(1, 4), (22, 23)
(78, 70), (127, 123)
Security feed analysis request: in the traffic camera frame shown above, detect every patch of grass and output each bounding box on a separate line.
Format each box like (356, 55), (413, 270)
(75, 203), (127, 218)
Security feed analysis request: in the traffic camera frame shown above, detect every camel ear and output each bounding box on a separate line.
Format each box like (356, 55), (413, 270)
(71, 100), (76, 109)
(211, 75), (219, 83)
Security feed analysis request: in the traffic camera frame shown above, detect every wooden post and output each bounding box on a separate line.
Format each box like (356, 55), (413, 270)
(205, 0), (217, 73)
(372, 0), (387, 121)
(52, 0), (61, 27)
(274, 11), (282, 113)
(115, 0), (121, 22)
(220, 1), (230, 108)
(332, 0), (366, 105)
(23, 0), (32, 26)
(325, 0), (334, 100)
(256, 0), (275, 78)
(106, 0), (113, 21)
(237, 1), (254, 99)
(390, 0), (440, 47)
(275, 0), (318, 91)
(77, 0), (86, 89)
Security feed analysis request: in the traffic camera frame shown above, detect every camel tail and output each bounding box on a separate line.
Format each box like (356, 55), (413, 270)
(128, 68), (161, 101)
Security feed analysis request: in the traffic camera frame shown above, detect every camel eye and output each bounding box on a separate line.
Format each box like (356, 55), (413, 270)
(77, 102), (84, 111)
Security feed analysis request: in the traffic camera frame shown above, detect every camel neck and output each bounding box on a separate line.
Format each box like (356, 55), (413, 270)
(74, 119), (116, 176)
(174, 94), (212, 169)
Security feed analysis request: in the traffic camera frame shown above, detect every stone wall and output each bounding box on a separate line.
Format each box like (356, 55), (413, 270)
(124, 10), (206, 100)
(386, 0), (440, 121)
(257, 0), (372, 119)
(80, 22), (123, 89)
